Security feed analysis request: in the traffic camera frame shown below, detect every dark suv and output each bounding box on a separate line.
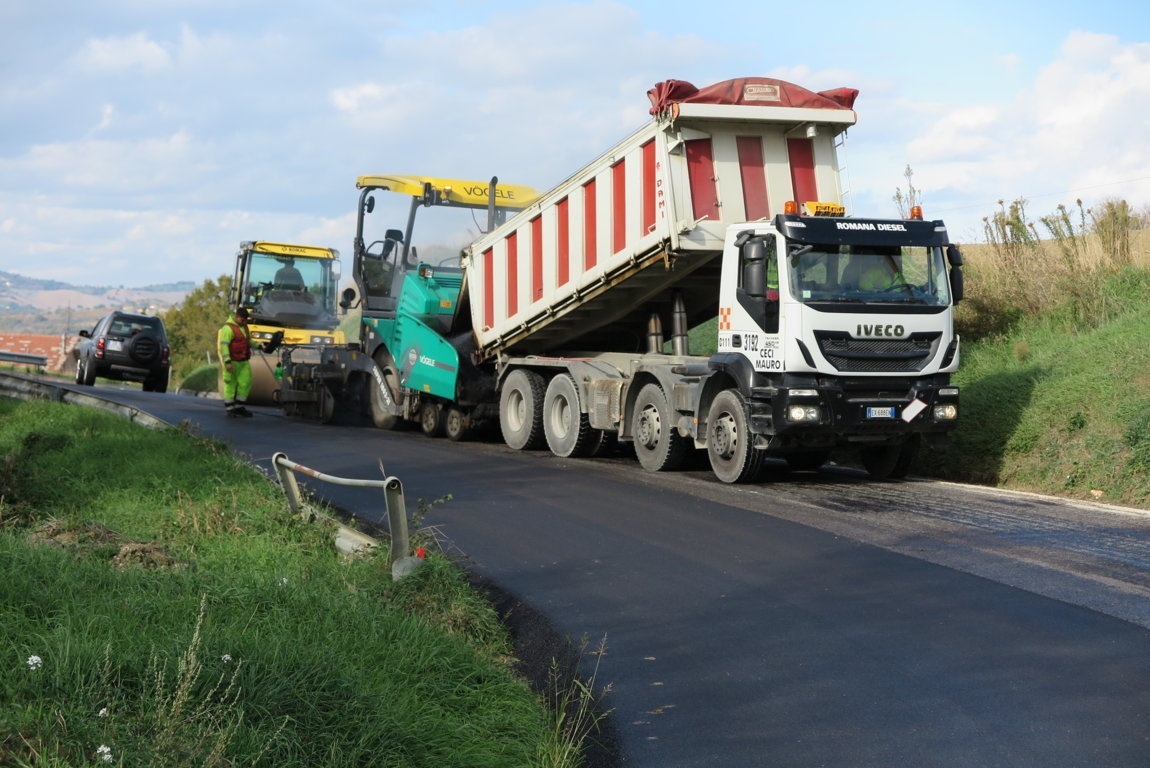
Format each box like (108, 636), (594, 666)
(74, 311), (171, 393)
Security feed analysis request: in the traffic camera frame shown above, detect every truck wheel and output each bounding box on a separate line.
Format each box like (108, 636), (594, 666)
(588, 430), (616, 457)
(368, 358), (404, 430)
(445, 407), (469, 441)
(868, 434), (921, 480)
(421, 402), (445, 437)
(632, 382), (688, 472)
(500, 369), (546, 450)
(860, 443), (901, 480)
(785, 450), (831, 472)
(543, 374), (596, 458)
(706, 389), (765, 483)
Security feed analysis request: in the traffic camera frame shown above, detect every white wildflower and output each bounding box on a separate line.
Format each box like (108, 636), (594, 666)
(98, 707), (109, 718)
(221, 654), (233, 664)
(96, 744), (113, 763)
(26, 655), (42, 670)
(277, 577), (288, 587)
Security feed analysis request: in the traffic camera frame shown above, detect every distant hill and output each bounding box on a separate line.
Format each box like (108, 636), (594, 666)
(0, 270), (195, 334)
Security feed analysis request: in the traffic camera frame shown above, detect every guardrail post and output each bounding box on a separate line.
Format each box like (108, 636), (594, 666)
(272, 452), (306, 518)
(271, 452), (422, 579)
(383, 473), (410, 568)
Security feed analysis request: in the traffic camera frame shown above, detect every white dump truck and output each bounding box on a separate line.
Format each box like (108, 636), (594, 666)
(305, 76), (964, 481)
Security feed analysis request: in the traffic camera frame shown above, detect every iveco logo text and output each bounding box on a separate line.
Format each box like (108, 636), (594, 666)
(856, 324), (906, 337)
(836, 222), (908, 232)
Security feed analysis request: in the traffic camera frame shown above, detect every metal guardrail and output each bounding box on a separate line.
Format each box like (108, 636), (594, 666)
(0, 350), (48, 368)
(272, 452), (424, 579)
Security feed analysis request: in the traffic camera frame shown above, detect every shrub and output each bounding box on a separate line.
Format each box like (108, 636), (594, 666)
(180, 364), (220, 393)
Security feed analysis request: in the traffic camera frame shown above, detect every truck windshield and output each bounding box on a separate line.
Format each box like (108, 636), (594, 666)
(787, 244), (951, 306)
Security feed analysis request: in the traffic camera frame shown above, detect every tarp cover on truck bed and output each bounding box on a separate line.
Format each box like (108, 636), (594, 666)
(647, 77), (858, 114)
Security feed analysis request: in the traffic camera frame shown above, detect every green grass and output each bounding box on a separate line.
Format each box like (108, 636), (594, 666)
(921, 266), (1150, 507)
(0, 398), (595, 767)
(178, 364), (220, 393)
(681, 263), (1150, 508)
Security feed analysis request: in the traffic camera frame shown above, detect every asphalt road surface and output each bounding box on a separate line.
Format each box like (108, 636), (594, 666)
(20, 380), (1150, 768)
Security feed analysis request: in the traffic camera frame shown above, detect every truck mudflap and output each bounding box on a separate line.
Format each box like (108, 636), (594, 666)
(751, 378), (959, 451)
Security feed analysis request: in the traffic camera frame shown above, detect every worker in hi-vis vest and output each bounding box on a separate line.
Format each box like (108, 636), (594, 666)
(218, 307), (254, 418)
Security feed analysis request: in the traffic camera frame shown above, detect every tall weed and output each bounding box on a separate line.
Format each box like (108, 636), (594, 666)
(958, 197), (1150, 340)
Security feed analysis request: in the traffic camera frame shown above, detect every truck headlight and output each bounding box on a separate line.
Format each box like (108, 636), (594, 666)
(787, 404), (821, 422)
(933, 404), (958, 421)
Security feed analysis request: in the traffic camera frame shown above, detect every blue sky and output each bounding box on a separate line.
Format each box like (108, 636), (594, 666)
(1, 0), (1148, 288)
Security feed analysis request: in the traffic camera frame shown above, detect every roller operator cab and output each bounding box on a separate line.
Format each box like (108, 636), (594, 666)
(704, 202), (963, 481)
(230, 241), (344, 406)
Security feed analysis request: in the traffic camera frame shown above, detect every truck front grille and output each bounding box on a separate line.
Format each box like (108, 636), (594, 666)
(815, 331), (940, 373)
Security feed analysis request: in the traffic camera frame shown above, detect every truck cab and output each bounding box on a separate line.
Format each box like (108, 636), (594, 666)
(707, 203), (963, 479)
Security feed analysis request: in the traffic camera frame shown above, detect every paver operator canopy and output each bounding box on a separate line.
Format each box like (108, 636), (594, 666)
(352, 175), (539, 318)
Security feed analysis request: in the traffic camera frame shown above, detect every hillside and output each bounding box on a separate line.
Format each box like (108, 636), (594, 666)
(0, 270), (194, 333)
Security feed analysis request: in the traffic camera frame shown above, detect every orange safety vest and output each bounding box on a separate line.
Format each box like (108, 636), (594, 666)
(224, 321), (252, 362)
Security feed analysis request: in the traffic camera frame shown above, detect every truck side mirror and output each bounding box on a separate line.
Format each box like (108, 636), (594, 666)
(950, 266), (964, 304)
(741, 239), (766, 299)
(946, 244), (963, 266)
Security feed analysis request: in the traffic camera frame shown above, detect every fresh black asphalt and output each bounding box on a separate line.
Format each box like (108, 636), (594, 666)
(47, 386), (1150, 767)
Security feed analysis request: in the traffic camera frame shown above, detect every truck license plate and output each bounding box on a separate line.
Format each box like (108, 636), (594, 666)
(107, 340), (123, 352)
(866, 406), (896, 420)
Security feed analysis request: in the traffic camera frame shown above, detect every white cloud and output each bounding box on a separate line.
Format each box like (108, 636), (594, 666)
(868, 31), (1150, 239)
(4, 4), (1149, 289)
(73, 31), (171, 73)
(14, 131), (198, 193)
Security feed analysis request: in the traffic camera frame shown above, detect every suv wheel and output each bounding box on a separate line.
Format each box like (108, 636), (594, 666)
(77, 356), (96, 386)
(143, 370), (170, 394)
(128, 333), (161, 365)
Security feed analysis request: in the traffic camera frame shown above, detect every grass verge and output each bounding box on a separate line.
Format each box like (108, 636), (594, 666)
(0, 397), (607, 767)
(920, 266), (1150, 507)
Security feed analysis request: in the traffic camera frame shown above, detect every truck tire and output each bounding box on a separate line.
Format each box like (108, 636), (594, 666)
(445, 407), (469, 441)
(706, 389), (766, 483)
(420, 402), (445, 437)
(368, 355), (404, 430)
(543, 373), (596, 458)
(632, 382), (688, 472)
(785, 450), (831, 472)
(500, 369), (546, 450)
(864, 435), (920, 480)
(890, 435), (921, 479)
(861, 445), (899, 479)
